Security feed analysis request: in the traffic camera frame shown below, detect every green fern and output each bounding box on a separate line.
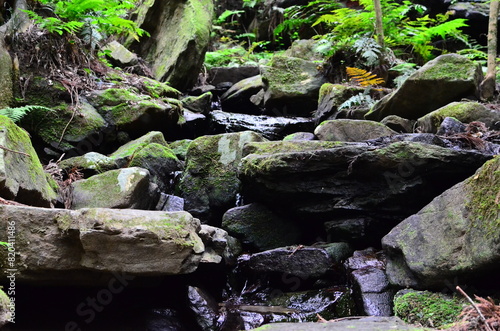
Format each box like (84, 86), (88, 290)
(339, 89), (375, 110)
(24, 0), (148, 41)
(0, 105), (54, 123)
(311, 0), (469, 63)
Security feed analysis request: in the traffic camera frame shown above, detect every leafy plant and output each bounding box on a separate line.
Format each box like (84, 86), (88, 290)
(274, 0), (341, 41)
(390, 62), (418, 87)
(0, 105), (54, 123)
(346, 67), (385, 87)
(338, 89), (376, 111)
(338, 67), (384, 110)
(0, 242), (10, 248)
(24, 0), (147, 41)
(311, 0), (470, 63)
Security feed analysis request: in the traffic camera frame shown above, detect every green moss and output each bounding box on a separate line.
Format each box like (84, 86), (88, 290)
(56, 213), (74, 232)
(418, 56), (476, 81)
(1, 116), (56, 200)
(243, 141), (344, 156)
(129, 143), (178, 167)
(110, 131), (168, 160)
(169, 139), (192, 160)
(91, 88), (145, 107)
(465, 156), (500, 238)
(394, 290), (464, 328)
(319, 83), (335, 100)
(141, 78), (181, 98)
(264, 56), (310, 93)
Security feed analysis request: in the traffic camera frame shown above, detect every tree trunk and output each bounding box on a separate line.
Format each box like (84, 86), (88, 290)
(373, 0), (384, 49)
(480, 0), (499, 101)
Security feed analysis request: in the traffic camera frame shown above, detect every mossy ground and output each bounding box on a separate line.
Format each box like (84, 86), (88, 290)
(394, 290), (465, 328)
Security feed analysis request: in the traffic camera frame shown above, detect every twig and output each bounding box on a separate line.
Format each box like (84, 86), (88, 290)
(456, 286), (494, 331)
(0, 145), (31, 157)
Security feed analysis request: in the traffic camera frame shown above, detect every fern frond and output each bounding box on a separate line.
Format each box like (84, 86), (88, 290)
(338, 90), (375, 110)
(346, 67), (385, 87)
(0, 106), (54, 123)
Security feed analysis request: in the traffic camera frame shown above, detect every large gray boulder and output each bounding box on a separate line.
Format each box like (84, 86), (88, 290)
(239, 139), (491, 244)
(0, 205), (206, 284)
(128, 0), (214, 90)
(71, 167), (159, 210)
(0, 115), (57, 207)
(179, 131), (266, 223)
(365, 54), (483, 121)
(382, 156), (500, 289)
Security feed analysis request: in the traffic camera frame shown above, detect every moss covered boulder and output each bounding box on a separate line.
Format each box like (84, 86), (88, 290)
(109, 131), (182, 192)
(87, 88), (181, 137)
(71, 167), (159, 210)
(365, 54), (483, 121)
(416, 101), (500, 133)
(179, 131), (266, 223)
(59, 152), (118, 176)
(128, 0), (214, 90)
(0, 205), (206, 284)
(21, 100), (107, 154)
(0, 115), (56, 206)
(314, 119), (397, 142)
(261, 55), (327, 116)
(314, 84), (368, 124)
(382, 156), (500, 289)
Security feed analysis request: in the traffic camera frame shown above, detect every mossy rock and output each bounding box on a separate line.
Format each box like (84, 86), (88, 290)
(261, 55), (327, 116)
(128, 0), (214, 90)
(182, 92), (212, 114)
(88, 88), (181, 136)
(71, 167), (159, 210)
(109, 131), (170, 166)
(416, 101), (500, 133)
(59, 152), (118, 176)
(20, 101), (107, 152)
(140, 77), (181, 99)
(314, 119), (397, 142)
(365, 54), (483, 121)
(0, 115), (57, 206)
(168, 139), (192, 160)
(314, 83), (367, 124)
(394, 290), (465, 328)
(382, 155), (500, 289)
(129, 143), (183, 192)
(20, 76), (69, 107)
(179, 131), (265, 222)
